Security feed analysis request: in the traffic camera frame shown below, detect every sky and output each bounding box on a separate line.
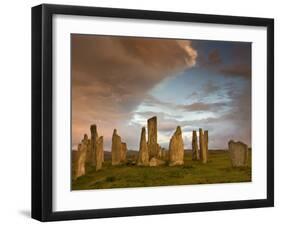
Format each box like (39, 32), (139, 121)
(71, 34), (251, 150)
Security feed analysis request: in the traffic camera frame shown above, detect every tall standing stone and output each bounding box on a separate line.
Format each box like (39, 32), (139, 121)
(204, 130), (209, 159)
(169, 126), (184, 166)
(86, 125), (98, 166)
(228, 140), (248, 167)
(95, 136), (103, 171)
(137, 127), (149, 166)
(147, 116), (158, 159)
(120, 142), (127, 163)
(112, 129), (122, 165)
(199, 128), (203, 159)
(199, 128), (207, 163)
(192, 130), (199, 160)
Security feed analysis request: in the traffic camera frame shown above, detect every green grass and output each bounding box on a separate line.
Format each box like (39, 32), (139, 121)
(72, 150), (251, 190)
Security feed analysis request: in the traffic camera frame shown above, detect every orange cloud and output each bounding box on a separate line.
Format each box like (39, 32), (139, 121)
(71, 35), (197, 149)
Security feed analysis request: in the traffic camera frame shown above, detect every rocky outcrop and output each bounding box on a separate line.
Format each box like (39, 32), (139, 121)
(192, 130), (199, 160)
(111, 129), (122, 165)
(95, 136), (104, 171)
(168, 126), (184, 166)
(228, 140), (248, 167)
(137, 127), (149, 166)
(147, 116), (158, 159)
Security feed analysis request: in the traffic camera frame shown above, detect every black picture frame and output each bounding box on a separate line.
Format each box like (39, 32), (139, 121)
(32, 3), (274, 222)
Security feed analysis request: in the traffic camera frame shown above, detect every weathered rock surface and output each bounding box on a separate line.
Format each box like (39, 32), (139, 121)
(121, 142), (127, 163)
(149, 157), (166, 167)
(111, 129), (122, 165)
(73, 136), (88, 180)
(199, 128), (207, 163)
(72, 149), (79, 179)
(199, 128), (203, 159)
(147, 116), (158, 159)
(204, 130), (209, 159)
(95, 136), (104, 171)
(86, 125), (98, 166)
(228, 140), (248, 167)
(137, 127), (149, 166)
(168, 126), (184, 166)
(192, 130), (199, 160)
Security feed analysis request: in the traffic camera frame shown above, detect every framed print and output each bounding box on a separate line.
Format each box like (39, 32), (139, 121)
(31, 4), (274, 221)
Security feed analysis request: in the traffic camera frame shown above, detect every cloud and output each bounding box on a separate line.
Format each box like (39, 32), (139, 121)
(179, 102), (227, 112)
(208, 49), (221, 65)
(219, 64), (251, 78)
(141, 95), (175, 108)
(182, 83), (251, 148)
(203, 80), (220, 94)
(194, 41), (251, 79)
(71, 36), (251, 150)
(71, 35), (197, 148)
(219, 44), (252, 78)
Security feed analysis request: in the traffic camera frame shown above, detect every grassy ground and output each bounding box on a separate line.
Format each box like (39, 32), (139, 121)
(72, 150), (251, 190)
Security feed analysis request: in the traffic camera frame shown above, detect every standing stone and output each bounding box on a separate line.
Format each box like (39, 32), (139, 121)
(228, 140), (248, 167)
(73, 137), (88, 180)
(204, 130), (209, 159)
(199, 128), (203, 159)
(157, 144), (161, 158)
(81, 134), (91, 173)
(86, 125), (98, 166)
(169, 126), (184, 166)
(95, 136), (103, 171)
(72, 149), (79, 178)
(137, 127), (149, 166)
(112, 129), (122, 165)
(82, 134), (90, 155)
(199, 128), (207, 163)
(192, 130), (199, 160)
(120, 142), (127, 163)
(147, 116), (158, 159)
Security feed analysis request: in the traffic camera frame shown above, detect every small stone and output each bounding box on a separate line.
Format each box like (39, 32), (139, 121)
(149, 157), (166, 167)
